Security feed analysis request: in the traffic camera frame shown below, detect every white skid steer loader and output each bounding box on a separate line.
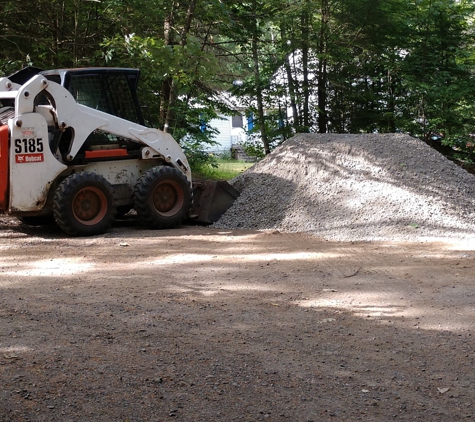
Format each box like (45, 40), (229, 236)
(0, 67), (238, 236)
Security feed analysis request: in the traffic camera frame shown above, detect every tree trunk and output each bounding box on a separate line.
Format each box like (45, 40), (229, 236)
(163, 0), (197, 134)
(280, 25), (300, 132)
(317, 0), (329, 133)
(386, 69), (396, 132)
(160, 5), (176, 129)
(252, 0), (270, 155)
(301, 2), (310, 132)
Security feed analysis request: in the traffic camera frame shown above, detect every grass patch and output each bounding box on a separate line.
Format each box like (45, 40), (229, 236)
(192, 159), (255, 181)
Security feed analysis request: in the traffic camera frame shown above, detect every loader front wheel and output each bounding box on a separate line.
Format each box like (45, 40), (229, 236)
(133, 167), (191, 229)
(53, 172), (116, 236)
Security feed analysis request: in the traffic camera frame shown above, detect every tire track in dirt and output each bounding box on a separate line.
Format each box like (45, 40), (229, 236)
(1, 224), (475, 421)
(279, 233), (475, 331)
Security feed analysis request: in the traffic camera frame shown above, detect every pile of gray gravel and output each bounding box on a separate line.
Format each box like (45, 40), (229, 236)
(214, 133), (475, 242)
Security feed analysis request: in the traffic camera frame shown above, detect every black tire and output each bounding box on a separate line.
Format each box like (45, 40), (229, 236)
(133, 166), (191, 229)
(53, 172), (116, 236)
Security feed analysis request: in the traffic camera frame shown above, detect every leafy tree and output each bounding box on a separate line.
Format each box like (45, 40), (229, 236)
(401, 0), (475, 145)
(1, 0), (475, 167)
(0, 0), (119, 69)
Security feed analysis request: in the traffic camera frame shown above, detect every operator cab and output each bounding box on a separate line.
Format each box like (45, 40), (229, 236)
(40, 68), (145, 126)
(8, 67), (149, 163)
(8, 67), (145, 125)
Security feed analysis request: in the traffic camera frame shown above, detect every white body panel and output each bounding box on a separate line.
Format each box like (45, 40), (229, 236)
(15, 75), (191, 181)
(8, 114), (67, 212)
(81, 159), (157, 185)
(0, 73), (193, 214)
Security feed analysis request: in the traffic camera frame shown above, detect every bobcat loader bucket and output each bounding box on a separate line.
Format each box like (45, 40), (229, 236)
(190, 180), (240, 224)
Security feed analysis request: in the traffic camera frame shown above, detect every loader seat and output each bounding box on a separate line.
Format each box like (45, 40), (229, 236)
(0, 106), (14, 126)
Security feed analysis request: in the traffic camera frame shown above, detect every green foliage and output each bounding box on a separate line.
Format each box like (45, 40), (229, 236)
(182, 142), (218, 174)
(0, 0), (236, 156)
(0, 60), (26, 77)
(191, 158), (253, 181)
(1, 0), (475, 165)
(399, 0), (475, 159)
(241, 138), (266, 160)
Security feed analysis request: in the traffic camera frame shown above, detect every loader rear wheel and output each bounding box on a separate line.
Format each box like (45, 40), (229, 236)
(53, 172), (116, 236)
(133, 167), (191, 229)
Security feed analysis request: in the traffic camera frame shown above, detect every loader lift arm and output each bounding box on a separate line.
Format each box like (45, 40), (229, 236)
(14, 74), (191, 180)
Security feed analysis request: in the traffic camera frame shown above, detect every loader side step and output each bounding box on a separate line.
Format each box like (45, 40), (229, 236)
(85, 148), (129, 159)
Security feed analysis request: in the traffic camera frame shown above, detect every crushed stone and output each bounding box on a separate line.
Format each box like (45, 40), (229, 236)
(214, 133), (475, 242)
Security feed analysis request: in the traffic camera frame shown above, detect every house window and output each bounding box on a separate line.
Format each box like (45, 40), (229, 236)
(232, 113), (243, 128)
(199, 113), (206, 132)
(247, 113), (254, 131)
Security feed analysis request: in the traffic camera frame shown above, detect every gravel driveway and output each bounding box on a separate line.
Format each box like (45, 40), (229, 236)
(1, 217), (475, 421)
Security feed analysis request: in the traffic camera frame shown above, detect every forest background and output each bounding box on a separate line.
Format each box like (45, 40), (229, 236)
(1, 0), (475, 167)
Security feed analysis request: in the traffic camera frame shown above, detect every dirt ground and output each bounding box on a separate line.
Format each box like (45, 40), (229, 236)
(1, 217), (475, 421)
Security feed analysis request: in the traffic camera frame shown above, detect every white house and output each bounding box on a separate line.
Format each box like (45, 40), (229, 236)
(203, 111), (254, 155)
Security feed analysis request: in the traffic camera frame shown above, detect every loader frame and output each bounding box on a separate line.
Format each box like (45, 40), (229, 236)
(0, 67), (238, 235)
